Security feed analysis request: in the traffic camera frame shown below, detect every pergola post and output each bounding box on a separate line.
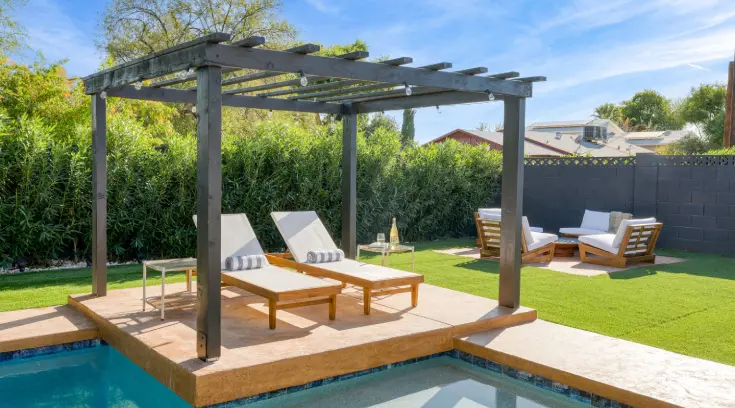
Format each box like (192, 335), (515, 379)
(499, 96), (526, 309)
(195, 65), (222, 361)
(341, 103), (357, 259)
(91, 93), (107, 296)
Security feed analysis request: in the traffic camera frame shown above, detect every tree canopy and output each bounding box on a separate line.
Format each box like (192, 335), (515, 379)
(0, 0), (26, 54)
(99, 0), (296, 62)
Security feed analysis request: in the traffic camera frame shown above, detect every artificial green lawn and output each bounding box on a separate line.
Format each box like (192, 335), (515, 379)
(1, 238), (734, 366)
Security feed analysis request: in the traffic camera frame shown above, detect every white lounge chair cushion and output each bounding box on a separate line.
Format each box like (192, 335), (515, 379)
(521, 216), (534, 245)
(271, 211), (339, 263)
(310, 258), (420, 281)
(478, 208), (542, 232)
(224, 266), (339, 292)
(527, 232), (558, 251)
(559, 227), (608, 236)
(194, 214), (268, 270)
(579, 233), (618, 254)
(580, 210), (610, 232)
(613, 218), (657, 248)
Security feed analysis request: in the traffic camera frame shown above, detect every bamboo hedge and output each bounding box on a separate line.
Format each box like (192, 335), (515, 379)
(0, 115), (502, 266)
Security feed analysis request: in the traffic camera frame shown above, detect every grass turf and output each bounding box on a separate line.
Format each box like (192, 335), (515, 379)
(1, 238), (733, 366)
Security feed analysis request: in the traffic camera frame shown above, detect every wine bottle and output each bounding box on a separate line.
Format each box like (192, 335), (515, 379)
(390, 217), (400, 249)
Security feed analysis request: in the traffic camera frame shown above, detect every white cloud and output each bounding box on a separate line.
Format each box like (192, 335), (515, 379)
(686, 63), (711, 71)
(12, 0), (101, 77)
(305, 0), (339, 15)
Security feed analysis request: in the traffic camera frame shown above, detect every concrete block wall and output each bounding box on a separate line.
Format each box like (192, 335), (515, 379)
(523, 155), (735, 256)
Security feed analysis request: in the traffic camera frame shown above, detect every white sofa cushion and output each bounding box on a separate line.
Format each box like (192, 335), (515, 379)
(478, 208), (501, 220)
(581, 210), (610, 232)
(579, 233), (618, 254)
(479, 209), (543, 232)
(528, 232), (558, 251)
(613, 218), (657, 248)
(559, 227), (608, 236)
(521, 216), (534, 245)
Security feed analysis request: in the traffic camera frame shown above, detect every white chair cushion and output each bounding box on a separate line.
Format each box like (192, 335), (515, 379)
(478, 208), (501, 220)
(580, 210), (611, 231)
(527, 232), (558, 251)
(479, 208), (543, 231)
(579, 233), (618, 254)
(613, 218), (657, 248)
(521, 216), (534, 245)
(559, 227), (608, 236)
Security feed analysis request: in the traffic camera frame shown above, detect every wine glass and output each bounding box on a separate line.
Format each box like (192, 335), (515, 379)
(376, 233), (385, 245)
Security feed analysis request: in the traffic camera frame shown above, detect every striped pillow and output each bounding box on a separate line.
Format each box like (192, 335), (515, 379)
(225, 254), (269, 271)
(306, 249), (344, 264)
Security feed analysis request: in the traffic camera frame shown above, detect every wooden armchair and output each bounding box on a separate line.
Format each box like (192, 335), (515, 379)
(474, 212), (556, 263)
(579, 223), (662, 268)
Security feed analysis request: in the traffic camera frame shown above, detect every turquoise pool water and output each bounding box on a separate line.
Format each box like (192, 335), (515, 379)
(248, 357), (587, 408)
(0, 345), (190, 407)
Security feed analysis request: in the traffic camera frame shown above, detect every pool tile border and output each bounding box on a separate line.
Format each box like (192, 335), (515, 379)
(207, 350), (632, 408)
(0, 338), (104, 362)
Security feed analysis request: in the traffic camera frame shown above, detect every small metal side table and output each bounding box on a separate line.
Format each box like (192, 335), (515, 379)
(142, 258), (197, 320)
(356, 244), (415, 272)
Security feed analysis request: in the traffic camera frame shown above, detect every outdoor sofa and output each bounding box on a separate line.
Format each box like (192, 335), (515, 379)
(193, 213), (342, 329)
(559, 209), (632, 237)
(268, 211), (424, 315)
(578, 218), (663, 268)
(475, 208), (542, 247)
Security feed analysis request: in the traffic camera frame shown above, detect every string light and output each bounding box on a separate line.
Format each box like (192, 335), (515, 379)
(486, 90), (495, 101)
(191, 105), (197, 114)
(404, 82), (412, 96)
(299, 71), (308, 86)
(267, 110), (273, 117)
(177, 70), (188, 80)
(100, 91), (107, 100)
(187, 67), (195, 77)
(134, 80), (143, 90)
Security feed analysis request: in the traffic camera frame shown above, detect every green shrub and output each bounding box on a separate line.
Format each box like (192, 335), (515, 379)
(0, 115), (502, 265)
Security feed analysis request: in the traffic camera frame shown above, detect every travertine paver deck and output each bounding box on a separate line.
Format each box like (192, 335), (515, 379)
(456, 319), (735, 408)
(0, 305), (98, 353)
(69, 282), (535, 407)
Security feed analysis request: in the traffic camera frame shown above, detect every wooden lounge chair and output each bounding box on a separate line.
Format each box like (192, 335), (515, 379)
(268, 211), (424, 315)
(474, 212), (557, 263)
(193, 213), (342, 329)
(578, 219), (662, 268)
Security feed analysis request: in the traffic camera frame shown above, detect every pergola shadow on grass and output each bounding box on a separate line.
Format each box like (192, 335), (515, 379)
(82, 33), (545, 361)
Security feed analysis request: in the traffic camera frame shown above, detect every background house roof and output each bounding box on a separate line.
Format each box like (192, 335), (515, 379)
(522, 131), (641, 157)
(463, 130), (564, 156)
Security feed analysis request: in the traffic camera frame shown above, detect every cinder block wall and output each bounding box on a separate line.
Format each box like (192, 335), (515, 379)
(522, 155), (735, 256)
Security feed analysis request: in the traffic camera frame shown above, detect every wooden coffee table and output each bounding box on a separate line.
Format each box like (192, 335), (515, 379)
(554, 237), (580, 257)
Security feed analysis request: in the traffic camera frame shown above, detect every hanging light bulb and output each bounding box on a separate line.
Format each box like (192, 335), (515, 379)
(267, 110), (273, 118)
(486, 90), (495, 101)
(191, 105), (197, 114)
(299, 71), (308, 87)
(100, 91), (107, 100)
(177, 70), (188, 80)
(134, 80), (143, 90)
(436, 105), (441, 114)
(187, 67), (195, 77)
(404, 82), (412, 96)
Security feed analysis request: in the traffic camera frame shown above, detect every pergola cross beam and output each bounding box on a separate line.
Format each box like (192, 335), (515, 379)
(83, 33), (542, 363)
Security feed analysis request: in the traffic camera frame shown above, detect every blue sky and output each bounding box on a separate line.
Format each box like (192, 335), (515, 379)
(11, 0), (735, 142)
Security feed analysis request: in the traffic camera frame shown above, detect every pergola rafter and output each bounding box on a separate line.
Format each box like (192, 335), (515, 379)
(83, 32), (545, 363)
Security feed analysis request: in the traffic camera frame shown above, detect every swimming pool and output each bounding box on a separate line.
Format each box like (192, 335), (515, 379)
(0, 344), (190, 407)
(243, 357), (587, 408)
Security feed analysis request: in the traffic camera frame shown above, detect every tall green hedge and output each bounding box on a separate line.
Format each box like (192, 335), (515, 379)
(0, 115), (502, 266)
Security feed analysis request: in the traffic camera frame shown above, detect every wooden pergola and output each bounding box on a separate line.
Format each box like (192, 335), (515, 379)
(82, 33), (545, 361)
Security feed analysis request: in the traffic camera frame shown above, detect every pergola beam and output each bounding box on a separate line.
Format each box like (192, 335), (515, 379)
(302, 62), (454, 102)
(204, 44), (533, 97)
(106, 85), (342, 114)
(355, 91), (494, 113)
(84, 33), (232, 94)
(251, 57), (414, 98)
